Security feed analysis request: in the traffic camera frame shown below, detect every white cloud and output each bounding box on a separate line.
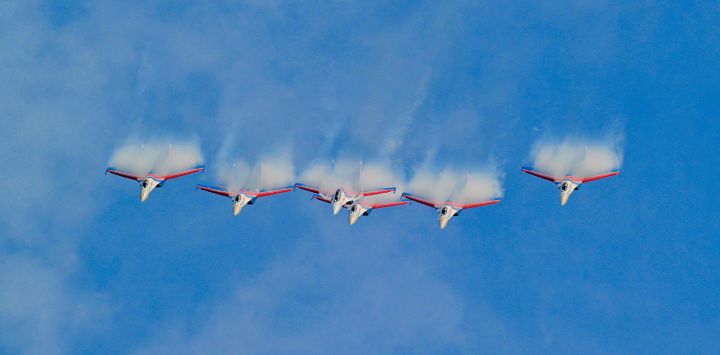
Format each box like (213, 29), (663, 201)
(134, 229), (467, 354)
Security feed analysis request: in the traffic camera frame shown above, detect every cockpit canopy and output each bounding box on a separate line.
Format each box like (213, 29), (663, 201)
(333, 190), (341, 201)
(440, 207), (448, 216)
(350, 205), (358, 213)
(142, 180), (148, 188)
(560, 183), (568, 191)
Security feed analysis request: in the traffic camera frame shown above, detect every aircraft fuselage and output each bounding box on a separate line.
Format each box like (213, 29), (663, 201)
(348, 203), (370, 225)
(331, 188), (360, 215)
(558, 179), (580, 206)
(139, 177), (162, 202)
(438, 204), (460, 229)
(231, 193), (256, 216)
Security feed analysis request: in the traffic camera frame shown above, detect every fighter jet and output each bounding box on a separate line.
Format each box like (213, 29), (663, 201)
(310, 194), (408, 225)
(521, 167), (620, 206)
(105, 165), (204, 202)
(196, 184), (294, 216)
(401, 192), (501, 229)
(294, 184), (397, 215)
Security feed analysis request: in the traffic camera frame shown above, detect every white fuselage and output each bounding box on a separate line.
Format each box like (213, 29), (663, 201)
(331, 188), (359, 215)
(348, 203), (369, 225)
(438, 205), (459, 230)
(231, 193), (254, 216)
(558, 180), (580, 206)
(139, 177), (161, 202)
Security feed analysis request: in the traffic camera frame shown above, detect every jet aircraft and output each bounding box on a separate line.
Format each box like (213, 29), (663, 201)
(196, 184), (294, 216)
(105, 165), (205, 202)
(521, 167), (620, 205)
(401, 192), (501, 229)
(311, 194), (408, 225)
(295, 184), (397, 215)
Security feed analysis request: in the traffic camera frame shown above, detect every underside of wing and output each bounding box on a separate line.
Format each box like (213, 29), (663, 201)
(360, 187), (397, 197)
(579, 171), (620, 183)
(312, 194), (332, 203)
(521, 167), (561, 183)
(243, 186), (294, 198)
(363, 201), (409, 209)
(196, 184), (234, 197)
(156, 165), (205, 180)
(401, 193), (440, 208)
(106, 168), (143, 181)
(451, 199), (502, 209)
(294, 183), (321, 194)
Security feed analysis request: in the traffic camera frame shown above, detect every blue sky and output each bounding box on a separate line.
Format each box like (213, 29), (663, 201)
(0, 1), (718, 353)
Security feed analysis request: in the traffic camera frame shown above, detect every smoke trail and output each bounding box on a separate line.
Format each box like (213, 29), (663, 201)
(379, 72), (431, 157)
(407, 166), (503, 204)
(216, 154), (295, 193)
(299, 158), (400, 197)
(108, 139), (203, 176)
(530, 136), (623, 177)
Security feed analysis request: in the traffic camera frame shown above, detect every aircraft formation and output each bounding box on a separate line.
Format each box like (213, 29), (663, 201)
(106, 156), (620, 230)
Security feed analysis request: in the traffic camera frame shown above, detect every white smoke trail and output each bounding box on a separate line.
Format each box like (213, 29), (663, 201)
(216, 154), (294, 193)
(108, 139), (203, 176)
(299, 158), (400, 197)
(407, 166), (503, 204)
(530, 136), (623, 177)
(379, 72), (431, 157)
(213, 132), (295, 193)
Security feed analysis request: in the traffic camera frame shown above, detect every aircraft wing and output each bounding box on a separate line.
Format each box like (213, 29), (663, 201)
(359, 187), (397, 197)
(294, 183), (321, 194)
(105, 168), (143, 181)
(156, 165), (205, 180)
(243, 186), (294, 198)
(451, 199), (501, 209)
(361, 201), (409, 209)
(401, 193), (440, 208)
(579, 171), (620, 183)
(521, 167), (561, 183)
(312, 194), (332, 203)
(196, 184), (234, 197)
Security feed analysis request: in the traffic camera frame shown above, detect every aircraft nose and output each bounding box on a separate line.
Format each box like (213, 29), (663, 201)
(439, 218), (449, 230)
(349, 214), (358, 225)
(140, 190), (149, 202)
(332, 203), (342, 215)
(560, 192), (569, 206)
(233, 203), (242, 216)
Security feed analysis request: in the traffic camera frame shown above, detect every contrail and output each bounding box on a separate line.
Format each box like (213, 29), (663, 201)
(530, 135), (623, 177)
(108, 139), (203, 176)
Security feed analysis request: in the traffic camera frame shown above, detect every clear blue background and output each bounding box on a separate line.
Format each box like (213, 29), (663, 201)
(0, 1), (718, 354)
